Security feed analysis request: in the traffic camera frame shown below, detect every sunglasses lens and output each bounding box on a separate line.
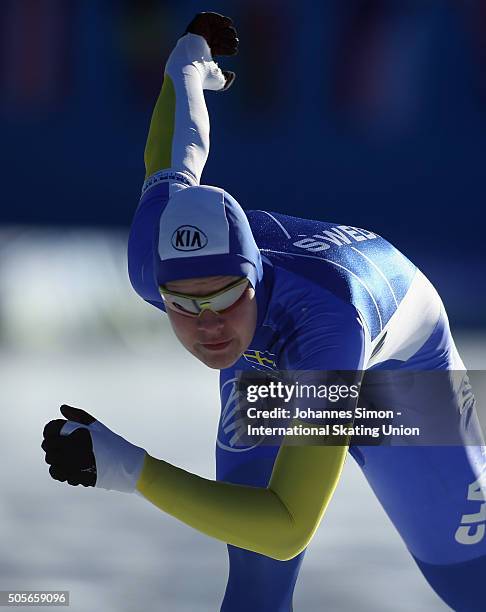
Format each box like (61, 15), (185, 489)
(163, 296), (199, 315)
(160, 279), (249, 315)
(210, 281), (248, 311)
(173, 300), (199, 314)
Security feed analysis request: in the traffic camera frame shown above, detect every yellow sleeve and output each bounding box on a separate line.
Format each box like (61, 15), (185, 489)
(144, 75), (176, 179)
(136, 429), (349, 561)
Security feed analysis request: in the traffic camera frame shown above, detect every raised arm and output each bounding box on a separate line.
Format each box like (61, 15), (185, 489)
(127, 14), (238, 307)
(143, 13), (238, 184)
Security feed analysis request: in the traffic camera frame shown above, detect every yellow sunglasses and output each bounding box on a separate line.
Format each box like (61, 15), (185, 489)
(159, 277), (250, 316)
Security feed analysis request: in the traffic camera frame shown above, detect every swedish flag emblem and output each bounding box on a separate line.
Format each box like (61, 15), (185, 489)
(243, 350), (277, 370)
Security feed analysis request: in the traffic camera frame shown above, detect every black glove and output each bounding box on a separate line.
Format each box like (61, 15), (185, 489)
(42, 405), (97, 487)
(185, 12), (238, 90)
(42, 405), (146, 492)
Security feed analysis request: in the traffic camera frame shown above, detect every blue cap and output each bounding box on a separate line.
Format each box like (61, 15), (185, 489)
(156, 185), (263, 289)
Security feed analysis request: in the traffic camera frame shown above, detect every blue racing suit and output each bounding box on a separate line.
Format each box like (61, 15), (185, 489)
(128, 32), (486, 612)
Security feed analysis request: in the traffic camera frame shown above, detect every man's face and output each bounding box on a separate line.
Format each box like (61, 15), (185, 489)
(164, 275), (258, 369)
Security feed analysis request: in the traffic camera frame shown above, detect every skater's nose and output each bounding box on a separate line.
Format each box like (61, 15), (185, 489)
(197, 309), (224, 332)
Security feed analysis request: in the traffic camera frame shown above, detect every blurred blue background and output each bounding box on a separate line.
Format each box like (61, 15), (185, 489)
(1, 0), (485, 327)
(1, 3), (485, 611)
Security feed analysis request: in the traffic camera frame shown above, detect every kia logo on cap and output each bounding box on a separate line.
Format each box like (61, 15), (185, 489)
(171, 225), (208, 251)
